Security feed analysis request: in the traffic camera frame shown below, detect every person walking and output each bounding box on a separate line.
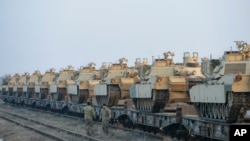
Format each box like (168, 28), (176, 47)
(100, 104), (111, 134)
(83, 101), (96, 135)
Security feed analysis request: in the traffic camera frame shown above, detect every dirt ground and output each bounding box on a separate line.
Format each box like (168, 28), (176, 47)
(0, 99), (182, 141)
(0, 100), (54, 141)
(0, 118), (56, 141)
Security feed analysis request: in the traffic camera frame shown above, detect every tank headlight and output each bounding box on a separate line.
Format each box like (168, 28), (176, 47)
(235, 74), (242, 82)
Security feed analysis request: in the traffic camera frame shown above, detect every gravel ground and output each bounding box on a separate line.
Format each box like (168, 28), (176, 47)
(0, 100), (182, 141)
(0, 100), (55, 141)
(0, 119), (56, 141)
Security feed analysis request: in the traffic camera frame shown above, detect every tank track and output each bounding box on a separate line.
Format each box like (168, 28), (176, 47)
(194, 92), (250, 123)
(96, 85), (121, 107)
(133, 90), (169, 113)
(40, 88), (49, 99)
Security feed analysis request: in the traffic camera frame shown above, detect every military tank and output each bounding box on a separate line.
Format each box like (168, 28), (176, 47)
(74, 62), (100, 104)
(15, 72), (30, 104)
(35, 68), (58, 109)
(130, 52), (204, 113)
(190, 41), (250, 123)
(130, 51), (176, 112)
(94, 58), (139, 107)
(4, 73), (20, 103)
(0, 74), (11, 100)
(50, 66), (76, 111)
(168, 52), (204, 103)
(25, 70), (42, 106)
(67, 62), (101, 114)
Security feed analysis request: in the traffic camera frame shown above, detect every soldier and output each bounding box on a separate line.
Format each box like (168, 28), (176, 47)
(83, 101), (96, 135)
(100, 103), (111, 134)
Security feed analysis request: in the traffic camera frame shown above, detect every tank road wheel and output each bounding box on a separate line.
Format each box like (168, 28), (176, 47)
(204, 104), (209, 118)
(145, 99), (149, 111)
(205, 104), (209, 118)
(145, 98), (150, 111)
(141, 98), (145, 110)
(145, 99), (148, 111)
(199, 103), (205, 117)
(136, 99), (140, 110)
(194, 103), (201, 117)
(138, 99), (142, 110)
(221, 104), (226, 120)
(225, 104), (230, 119)
(212, 103), (217, 119)
(139, 99), (142, 110)
(148, 99), (153, 111)
(207, 104), (212, 118)
(143, 99), (146, 111)
(144, 99), (147, 110)
(217, 104), (222, 120)
(227, 92), (233, 107)
(208, 104), (213, 118)
(139, 99), (143, 110)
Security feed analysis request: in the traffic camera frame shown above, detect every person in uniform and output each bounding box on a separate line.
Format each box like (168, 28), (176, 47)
(83, 101), (96, 135)
(100, 103), (111, 134)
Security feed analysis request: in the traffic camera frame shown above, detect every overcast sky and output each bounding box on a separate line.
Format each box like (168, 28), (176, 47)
(0, 0), (249, 76)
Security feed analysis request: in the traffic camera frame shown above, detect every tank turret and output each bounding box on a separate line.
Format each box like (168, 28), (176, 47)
(190, 41), (250, 123)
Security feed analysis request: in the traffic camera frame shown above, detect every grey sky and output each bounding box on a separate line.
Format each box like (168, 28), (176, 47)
(0, 0), (249, 76)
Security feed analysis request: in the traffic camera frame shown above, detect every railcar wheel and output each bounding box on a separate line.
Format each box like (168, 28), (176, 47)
(62, 107), (69, 115)
(46, 105), (51, 111)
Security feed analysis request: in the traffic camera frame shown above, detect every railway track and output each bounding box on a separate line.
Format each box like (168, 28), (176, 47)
(0, 109), (100, 141)
(0, 103), (163, 141)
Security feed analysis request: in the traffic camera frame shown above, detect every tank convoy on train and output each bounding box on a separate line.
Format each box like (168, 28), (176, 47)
(1, 41), (250, 141)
